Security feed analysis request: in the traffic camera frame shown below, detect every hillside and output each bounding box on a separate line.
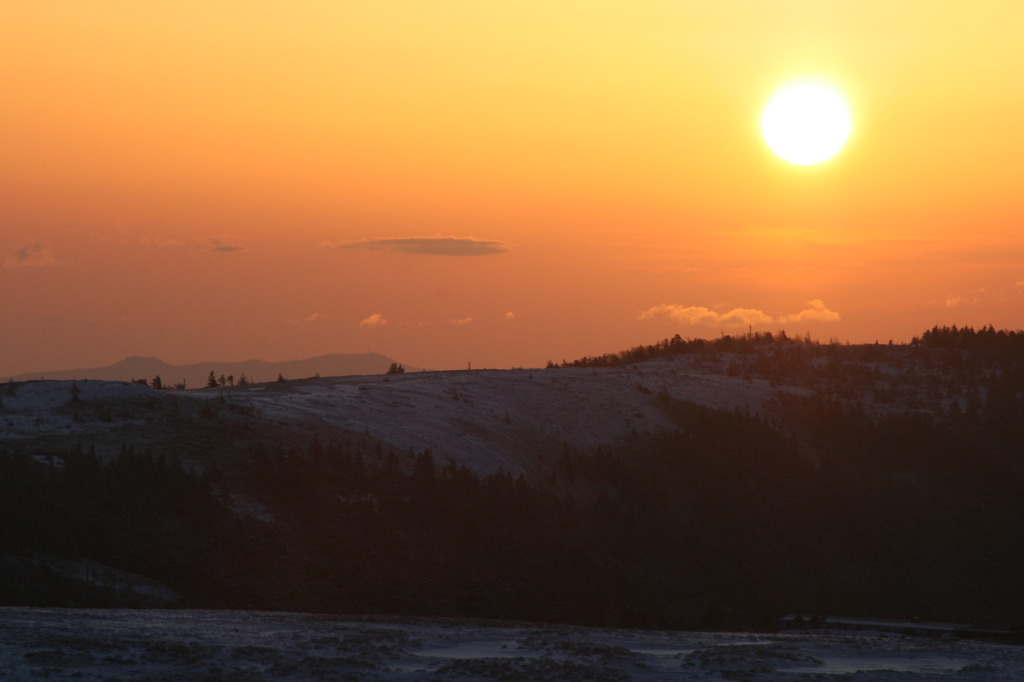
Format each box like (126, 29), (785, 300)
(1, 327), (1022, 631)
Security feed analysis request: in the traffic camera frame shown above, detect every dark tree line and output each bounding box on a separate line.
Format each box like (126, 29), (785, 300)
(3, 388), (1021, 631)
(556, 325), (1024, 371)
(549, 330), (817, 369)
(915, 324), (1024, 357)
(0, 445), (227, 607)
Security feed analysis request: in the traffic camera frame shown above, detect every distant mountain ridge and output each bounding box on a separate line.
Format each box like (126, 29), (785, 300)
(10, 352), (419, 388)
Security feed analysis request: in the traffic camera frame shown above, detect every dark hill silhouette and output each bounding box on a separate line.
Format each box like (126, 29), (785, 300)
(10, 352), (420, 388)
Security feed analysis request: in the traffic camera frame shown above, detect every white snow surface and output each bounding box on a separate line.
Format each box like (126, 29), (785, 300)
(1, 380), (158, 440)
(1, 607), (1020, 681)
(205, 363), (805, 476)
(2, 364), (808, 477)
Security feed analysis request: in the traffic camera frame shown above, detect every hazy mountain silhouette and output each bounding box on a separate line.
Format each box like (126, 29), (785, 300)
(9, 353), (419, 388)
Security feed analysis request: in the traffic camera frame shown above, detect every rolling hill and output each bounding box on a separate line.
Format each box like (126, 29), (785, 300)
(1, 327), (1022, 631)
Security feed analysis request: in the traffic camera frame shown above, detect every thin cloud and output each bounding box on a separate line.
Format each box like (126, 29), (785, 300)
(207, 238), (245, 253)
(638, 304), (773, 327)
(504, 311), (516, 320)
(359, 313), (388, 329)
(778, 300), (842, 323)
(338, 237), (507, 256)
(136, 236), (189, 248)
(640, 300), (840, 327)
(3, 242), (63, 268)
(287, 312), (329, 325)
(449, 316), (474, 326)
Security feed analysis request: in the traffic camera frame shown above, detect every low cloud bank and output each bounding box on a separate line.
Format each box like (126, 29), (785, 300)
(640, 300), (840, 327)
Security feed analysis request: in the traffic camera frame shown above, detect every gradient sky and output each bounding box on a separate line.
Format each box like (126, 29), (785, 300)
(3, 1), (1023, 375)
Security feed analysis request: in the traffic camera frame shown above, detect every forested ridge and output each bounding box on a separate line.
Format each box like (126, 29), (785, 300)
(1, 326), (1022, 632)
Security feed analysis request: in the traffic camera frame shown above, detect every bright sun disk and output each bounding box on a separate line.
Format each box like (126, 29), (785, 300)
(761, 83), (851, 165)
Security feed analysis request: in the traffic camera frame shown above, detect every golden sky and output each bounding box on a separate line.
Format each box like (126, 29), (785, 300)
(3, 1), (1023, 374)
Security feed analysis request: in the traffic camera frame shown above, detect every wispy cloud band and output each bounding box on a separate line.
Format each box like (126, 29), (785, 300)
(206, 238), (244, 253)
(777, 300), (842, 323)
(639, 300), (840, 327)
(336, 237), (507, 256)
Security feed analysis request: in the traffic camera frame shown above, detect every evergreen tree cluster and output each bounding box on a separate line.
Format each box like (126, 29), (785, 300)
(0, 445), (225, 607)
(915, 324), (1024, 357)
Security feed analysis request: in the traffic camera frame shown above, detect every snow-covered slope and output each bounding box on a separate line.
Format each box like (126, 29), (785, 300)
(1, 362), (813, 476)
(0, 380), (165, 441)
(203, 361), (810, 476)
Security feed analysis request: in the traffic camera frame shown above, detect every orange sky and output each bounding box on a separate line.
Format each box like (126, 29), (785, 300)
(2, 1), (1023, 375)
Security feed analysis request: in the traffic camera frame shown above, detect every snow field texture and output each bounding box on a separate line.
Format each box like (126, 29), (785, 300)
(200, 362), (800, 477)
(0, 607), (1020, 681)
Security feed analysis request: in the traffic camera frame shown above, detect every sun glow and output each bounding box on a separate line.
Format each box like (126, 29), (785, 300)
(761, 83), (851, 165)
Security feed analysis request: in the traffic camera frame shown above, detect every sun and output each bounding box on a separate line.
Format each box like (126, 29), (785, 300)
(761, 83), (851, 165)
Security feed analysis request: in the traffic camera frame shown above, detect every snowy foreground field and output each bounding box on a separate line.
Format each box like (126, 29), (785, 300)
(1, 608), (1021, 681)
